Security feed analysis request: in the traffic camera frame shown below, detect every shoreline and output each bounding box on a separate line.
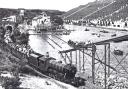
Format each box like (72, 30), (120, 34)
(64, 24), (128, 31)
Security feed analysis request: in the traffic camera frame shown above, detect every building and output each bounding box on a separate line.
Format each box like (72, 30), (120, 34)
(18, 8), (25, 16)
(2, 15), (16, 22)
(32, 12), (51, 31)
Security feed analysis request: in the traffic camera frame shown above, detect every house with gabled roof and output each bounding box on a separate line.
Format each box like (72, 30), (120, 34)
(32, 12), (51, 30)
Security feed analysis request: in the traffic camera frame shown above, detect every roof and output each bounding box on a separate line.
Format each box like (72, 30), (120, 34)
(30, 52), (44, 58)
(33, 11), (51, 20)
(40, 12), (47, 16)
(33, 15), (42, 20)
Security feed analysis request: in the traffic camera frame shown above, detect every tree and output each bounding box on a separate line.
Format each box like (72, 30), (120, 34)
(0, 26), (5, 39)
(51, 15), (63, 25)
(2, 77), (21, 89)
(1, 64), (21, 89)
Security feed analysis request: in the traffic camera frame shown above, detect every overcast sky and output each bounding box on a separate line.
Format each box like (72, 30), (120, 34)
(0, 0), (95, 11)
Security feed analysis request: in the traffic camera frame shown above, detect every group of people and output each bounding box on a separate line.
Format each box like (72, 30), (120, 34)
(0, 23), (32, 56)
(0, 23), (50, 57)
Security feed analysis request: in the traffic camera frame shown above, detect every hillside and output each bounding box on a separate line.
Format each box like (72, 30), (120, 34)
(0, 8), (65, 20)
(62, 0), (128, 24)
(61, 0), (112, 20)
(96, 0), (114, 3)
(84, 0), (128, 21)
(61, 4), (90, 19)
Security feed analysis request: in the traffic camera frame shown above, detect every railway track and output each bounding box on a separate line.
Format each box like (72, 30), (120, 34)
(25, 65), (73, 89)
(47, 36), (62, 48)
(52, 35), (68, 44)
(40, 34), (71, 52)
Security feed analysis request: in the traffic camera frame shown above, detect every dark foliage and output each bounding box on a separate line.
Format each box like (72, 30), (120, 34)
(2, 77), (21, 89)
(0, 26), (5, 39)
(0, 8), (18, 21)
(51, 15), (64, 25)
(0, 8), (65, 21)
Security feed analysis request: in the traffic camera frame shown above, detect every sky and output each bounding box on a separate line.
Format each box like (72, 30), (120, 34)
(0, 0), (95, 11)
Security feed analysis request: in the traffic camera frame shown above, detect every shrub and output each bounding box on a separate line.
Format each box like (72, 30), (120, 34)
(2, 77), (21, 89)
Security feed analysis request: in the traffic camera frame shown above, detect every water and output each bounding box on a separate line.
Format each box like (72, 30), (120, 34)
(29, 31), (71, 59)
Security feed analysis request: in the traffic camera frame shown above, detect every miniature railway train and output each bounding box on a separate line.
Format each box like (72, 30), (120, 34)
(0, 40), (86, 87)
(28, 52), (86, 87)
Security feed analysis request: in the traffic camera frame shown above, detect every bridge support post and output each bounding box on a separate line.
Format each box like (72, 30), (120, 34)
(104, 44), (107, 89)
(92, 44), (96, 84)
(65, 53), (67, 63)
(108, 43), (110, 77)
(70, 51), (72, 64)
(76, 50), (78, 67)
(79, 50), (81, 71)
(83, 48), (85, 71)
(104, 43), (110, 89)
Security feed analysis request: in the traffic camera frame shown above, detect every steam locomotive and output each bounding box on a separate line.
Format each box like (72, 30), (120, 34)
(28, 52), (86, 87)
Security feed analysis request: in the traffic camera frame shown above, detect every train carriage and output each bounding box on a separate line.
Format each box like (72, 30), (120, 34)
(28, 52), (43, 68)
(38, 56), (50, 72)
